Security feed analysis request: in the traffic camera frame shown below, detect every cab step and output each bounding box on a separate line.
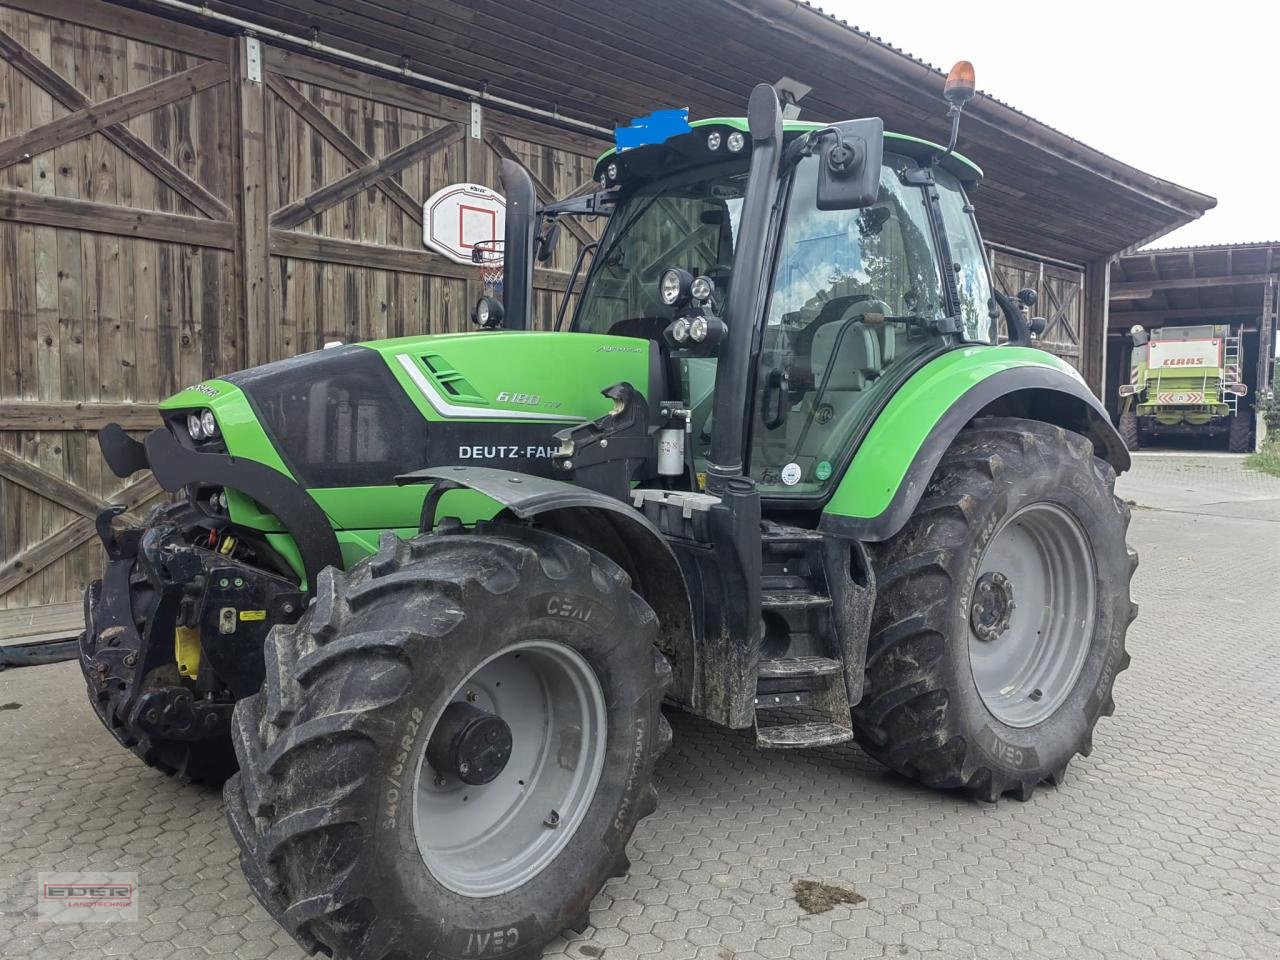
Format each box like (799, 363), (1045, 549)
(757, 655), (842, 680)
(761, 592), (832, 610)
(754, 721), (855, 750)
(760, 522), (825, 546)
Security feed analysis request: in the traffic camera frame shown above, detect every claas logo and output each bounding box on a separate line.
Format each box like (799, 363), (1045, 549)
(1160, 357), (1206, 366)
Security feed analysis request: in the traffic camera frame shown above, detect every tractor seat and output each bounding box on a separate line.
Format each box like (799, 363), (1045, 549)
(773, 317), (882, 473)
(808, 317), (882, 392)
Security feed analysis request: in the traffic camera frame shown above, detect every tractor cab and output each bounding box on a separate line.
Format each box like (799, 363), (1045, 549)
(562, 118), (997, 499)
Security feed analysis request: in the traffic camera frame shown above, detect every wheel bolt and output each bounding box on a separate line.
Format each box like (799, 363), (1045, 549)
(544, 809), (561, 828)
(465, 690), (478, 703)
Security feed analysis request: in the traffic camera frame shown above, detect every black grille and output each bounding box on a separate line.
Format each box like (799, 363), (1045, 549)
(225, 345), (431, 488)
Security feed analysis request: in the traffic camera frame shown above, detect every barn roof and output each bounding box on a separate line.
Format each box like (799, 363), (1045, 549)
(1110, 243), (1279, 333)
(127, 0), (1216, 263)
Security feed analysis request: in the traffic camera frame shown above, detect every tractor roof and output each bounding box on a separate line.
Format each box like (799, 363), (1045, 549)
(595, 116), (983, 186)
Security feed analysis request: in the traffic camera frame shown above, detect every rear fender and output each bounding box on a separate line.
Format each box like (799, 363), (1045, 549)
(399, 466), (698, 709)
(821, 347), (1128, 542)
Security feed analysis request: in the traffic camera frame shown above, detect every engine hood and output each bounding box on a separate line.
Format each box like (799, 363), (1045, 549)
(159, 332), (658, 491)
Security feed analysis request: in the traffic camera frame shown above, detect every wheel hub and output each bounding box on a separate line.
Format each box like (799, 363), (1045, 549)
(967, 502), (1097, 728)
(412, 640), (608, 898)
(425, 701), (513, 786)
(970, 571), (1015, 642)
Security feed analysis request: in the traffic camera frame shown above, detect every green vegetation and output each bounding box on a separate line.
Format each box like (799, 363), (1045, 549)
(1245, 395), (1280, 477)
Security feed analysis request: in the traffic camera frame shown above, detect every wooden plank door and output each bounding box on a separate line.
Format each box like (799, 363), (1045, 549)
(0, 0), (235, 609)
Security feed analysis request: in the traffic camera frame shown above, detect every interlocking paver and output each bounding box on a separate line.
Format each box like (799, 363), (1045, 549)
(1, 453), (1277, 958)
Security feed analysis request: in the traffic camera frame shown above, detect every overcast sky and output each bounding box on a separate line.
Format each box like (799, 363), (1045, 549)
(820, 0), (1277, 249)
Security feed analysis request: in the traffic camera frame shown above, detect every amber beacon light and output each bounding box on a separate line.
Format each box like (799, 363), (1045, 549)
(944, 60), (977, 105)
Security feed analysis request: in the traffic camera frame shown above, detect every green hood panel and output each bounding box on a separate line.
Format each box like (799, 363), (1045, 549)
(362, 331), (652, 423)
(823, 346), (1087, 523)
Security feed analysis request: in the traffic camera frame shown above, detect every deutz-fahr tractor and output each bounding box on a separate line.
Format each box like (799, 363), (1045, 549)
(1118, 322), (1252, 451)
(79, 64), (1136, 960)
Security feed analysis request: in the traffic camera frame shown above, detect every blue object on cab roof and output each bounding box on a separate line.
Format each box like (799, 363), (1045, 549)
(615, 108), (692, 152)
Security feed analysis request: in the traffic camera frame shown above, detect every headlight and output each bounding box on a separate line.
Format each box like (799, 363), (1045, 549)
(690, 276), (714, 302)
(727, 131), (745, 153)
(606, 161), (618, 182)
(670, 318), (691, 344)
(187, 412), (203, 440)
(689, 316), (710, 342)
(200, 409), (218, 438)
(706, 131), (721, 151)
(659, 268), (692, 308)
(659, 270), (682, 306)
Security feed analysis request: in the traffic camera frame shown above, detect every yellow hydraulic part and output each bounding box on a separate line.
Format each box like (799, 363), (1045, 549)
(175, 626), (201, 679)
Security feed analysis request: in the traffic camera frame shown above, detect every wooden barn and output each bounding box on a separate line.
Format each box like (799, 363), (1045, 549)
(0, 0), (1214, 631)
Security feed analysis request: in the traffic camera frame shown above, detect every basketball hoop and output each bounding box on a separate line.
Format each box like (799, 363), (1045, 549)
(472, 239), (505, 296)
(422, 182), (507, 300)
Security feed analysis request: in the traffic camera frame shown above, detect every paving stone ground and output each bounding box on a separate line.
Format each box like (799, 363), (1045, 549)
(1, 453), (1278, 959)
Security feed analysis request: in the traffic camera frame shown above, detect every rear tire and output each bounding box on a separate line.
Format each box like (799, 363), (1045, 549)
(1118, 410), (1140, 451)
(1228, 413), (1254, 453)
(852, 417), (1136, 801)
(225, 523), (671, 960)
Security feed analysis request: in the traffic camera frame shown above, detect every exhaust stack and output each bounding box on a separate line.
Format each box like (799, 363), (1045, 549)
(499, 159), (536, 330)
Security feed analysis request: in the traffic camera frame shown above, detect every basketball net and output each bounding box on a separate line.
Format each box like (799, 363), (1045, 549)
(472, 239), (504, 297)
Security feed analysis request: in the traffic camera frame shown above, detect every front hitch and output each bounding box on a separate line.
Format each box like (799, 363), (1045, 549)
(79, 504), (303, 748)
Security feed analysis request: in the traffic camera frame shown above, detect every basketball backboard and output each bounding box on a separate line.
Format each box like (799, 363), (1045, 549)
(422, 183), (506, 265)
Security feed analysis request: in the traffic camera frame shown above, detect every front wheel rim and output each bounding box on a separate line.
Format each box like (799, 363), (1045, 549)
(967, 502), (1097, 728)
(412, 640), (607, 897)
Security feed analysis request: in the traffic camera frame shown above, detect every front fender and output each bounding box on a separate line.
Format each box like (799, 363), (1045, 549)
(398, 466), (698, 707)
(821, 346), (1128, 542)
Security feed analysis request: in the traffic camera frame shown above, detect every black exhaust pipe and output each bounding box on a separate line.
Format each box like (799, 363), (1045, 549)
(707, 84), (783, 481)
(499, 159), (536, 330)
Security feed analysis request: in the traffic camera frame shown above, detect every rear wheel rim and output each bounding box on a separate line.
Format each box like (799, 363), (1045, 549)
(413, 640), (607, 897)
(967, 502), (1096, 728)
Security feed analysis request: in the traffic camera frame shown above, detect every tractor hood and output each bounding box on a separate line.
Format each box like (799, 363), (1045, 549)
(159, 332), (658, 491)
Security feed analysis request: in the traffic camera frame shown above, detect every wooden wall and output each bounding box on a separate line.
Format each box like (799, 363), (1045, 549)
(0, 0), (605, 610)
(990, 247), (1087, 374)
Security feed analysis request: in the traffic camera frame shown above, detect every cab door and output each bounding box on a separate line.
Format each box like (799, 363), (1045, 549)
(748, 154), (952, 496)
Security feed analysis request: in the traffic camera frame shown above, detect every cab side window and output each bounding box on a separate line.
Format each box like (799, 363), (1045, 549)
(934, 169), (996, 343)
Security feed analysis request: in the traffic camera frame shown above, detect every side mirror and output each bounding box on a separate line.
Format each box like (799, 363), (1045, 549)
(816, 118), (884, 211)
(535, 220), (561, 263)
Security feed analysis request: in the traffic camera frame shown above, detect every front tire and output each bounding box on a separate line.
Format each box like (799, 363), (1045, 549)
(1118, 410), (1140, 451)
(1228, 412), (1254, 453)
(852, 418), (1136, 801)
(225, 523), (670, 960)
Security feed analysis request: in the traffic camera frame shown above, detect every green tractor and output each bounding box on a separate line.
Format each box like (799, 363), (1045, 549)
(1118, 323), (1252, 451)
(79, 66), (1135, 960)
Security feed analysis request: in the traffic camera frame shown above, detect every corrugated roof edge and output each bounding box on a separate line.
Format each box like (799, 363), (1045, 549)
(1137, 240), (1280, 254)
(731, 0), (1216, 221)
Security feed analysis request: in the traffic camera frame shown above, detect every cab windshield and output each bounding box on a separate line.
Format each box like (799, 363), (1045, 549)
(571, 160), (747, 338)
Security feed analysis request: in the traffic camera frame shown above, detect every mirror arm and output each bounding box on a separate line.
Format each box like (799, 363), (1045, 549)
(554, 241), (598, 332)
